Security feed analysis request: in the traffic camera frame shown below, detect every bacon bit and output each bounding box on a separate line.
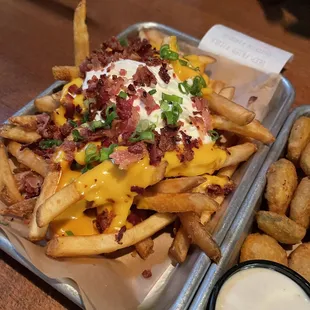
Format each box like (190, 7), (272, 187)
(60, 140), (76, 162)
(178, 131), (199, 163)
(133, 65), (157, 87)
(191, 97), (212, 139)
(128, 142), (147, 154)
(247, 96), (258, 107)
(36, 114), (62, 140)
(14, 171), (43, 198)
(127, 84), (136, 95)
(110, 146), (146, 169)
(68, 84), (82, 95)
(115, 225), (127, 243)
(119, 68), (127, 76)
(127, 206), (149, 225)
(159, 63), (170, 84)
(107, 63), (115, 72)
(130, 186), (144, 194)
(64, 102), (76, 120)
(142, 269), (152, 278)
(138, 89), (160, 115)
(95, 210), (115, 233)
(206, 183), (235, 198)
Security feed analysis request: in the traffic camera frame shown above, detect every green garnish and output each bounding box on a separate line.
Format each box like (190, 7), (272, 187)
(89, 120), (105, 131)
(159, 44), (179, 60)
(39, 139), (62, 149)
(129, 120), (156, 143)
(119, 91), (128, 99)
(85, 144), (100, 164)
(69, 119), (78, 128)
(65, 230), (74, 236)
(178, 75), (207, 97)
(162, 93), (183, 104)
(208, 130), (220, 142)
(119, 37), (128, 47)
(160, 93), (183, 126)
(99, 144), (117, 162)
(105, 104), (118, 128)
(148, 89), (157, 96)
(72, 129), (83, 142)
(82, 111), (89, 123)
(179, 59), (188, 66)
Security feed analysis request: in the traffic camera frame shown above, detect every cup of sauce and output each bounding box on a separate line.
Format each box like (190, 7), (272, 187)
(207, 260), (310, 310)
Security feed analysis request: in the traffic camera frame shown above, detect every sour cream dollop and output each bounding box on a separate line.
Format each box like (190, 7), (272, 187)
(215, 267), (310, 310)
(82, 59), (212, 143)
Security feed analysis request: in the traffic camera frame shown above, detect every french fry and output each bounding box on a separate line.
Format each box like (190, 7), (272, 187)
(0, 143), (23, 204)
(212, 115), (275, 144)
(29, 170), (61, 241)
(52, 66), (80, 81)
(169, 226), (190, 264)
(9, 115), (38, 131)
(46, 213), (176, 257)
(179, 212), (221, 263)
(0, 125), (41, 144)
(209, 93), (255, 126)
(7, 141), (49, 177)
(210, 80), (225, 94)
(287, 116), (310, 164)
(0, 198), (36, 218)
(74, 0), (89, 66)
(34, 91), (61, 112)
(219, 86), (235, 100)
(149, 176), (205, 194)
(135, 238), (154, 259)
(222, 142), (257, 168)
(137, 193), (218, 214)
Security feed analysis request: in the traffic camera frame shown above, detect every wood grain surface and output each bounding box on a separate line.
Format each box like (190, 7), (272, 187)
(0, 0), (309, 309)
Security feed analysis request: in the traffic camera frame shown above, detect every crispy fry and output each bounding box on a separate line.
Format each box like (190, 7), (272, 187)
(300, 142), (310, 176)
(0, 143), (23, 205)
(52, 66), (80, 81)
(256, 211), (306, 245)
(217, 165), (237, 178)
(74, 0), (89, 66)
(287, 116), (310, 164)
(219, 86), (235, 100)
(169, 226), (191, 264)
(179, 212), (221, 263)
(209, 92), (255, 126)
(149, 176), (205, 194)
(135, 238), (154, 259)
(210, 80), (225, 94)
(29, 170), (61, 241)
(288, 243), (310, 282)
(137, 193), (218, 214)
(222, 142), (257, 168)
(289, 177), (310, 229)
(7, 142), (49, 177)
(212, 115), (275, 144)
(46, 213), (176, 257)
(0, 125), (41, 144)
(9, 115), (38, 131)
(34, 91), (61, 112)
(265, 159), (297, 214)
(0, 198), (36, 218)
(140, 29), (164, 50)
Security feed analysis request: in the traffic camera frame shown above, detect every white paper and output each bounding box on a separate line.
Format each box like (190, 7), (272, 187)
(199, 25), (293, 74)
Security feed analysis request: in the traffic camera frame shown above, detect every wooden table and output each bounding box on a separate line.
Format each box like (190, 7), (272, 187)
(0, 0), (309, 309)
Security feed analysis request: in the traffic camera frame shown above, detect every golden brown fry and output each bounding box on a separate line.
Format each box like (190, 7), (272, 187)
(137, 193), (218, 214)
(0, 198), (36, 218)
(210, 80), (225, 94)
(140, 29), (164, 50)
(0, 125), (41, 144)
(149, 176), (205, 194)
(0, 143), (22, 205)
(74, 0), (89, 66)
(34, 91), (61, 113)
(265, 159), (297, 214)
(52, 66), (80, 81)
(217, 165), (237, 178)
(287, 116), (310, 164)
(300, 142), (310, 176)
(256, 211), (306, 245)
(135, 238), (154, 260)
(288, 243), (310, 282)
(179, 212), (221, 263)
(240, 233), (288, 266)
(7, 142), (49, 177)
(209, 92), (255, 126)
(46, 213), (176, 257)
(212, 115), (275, 144)
(9, 115), (38, 131)
(169, 226), (191, 264)
(222, 143), (257, 168)
(219, 86), (235, 100)
(29, 170), (61, 241)
(289, 177), (310, 229)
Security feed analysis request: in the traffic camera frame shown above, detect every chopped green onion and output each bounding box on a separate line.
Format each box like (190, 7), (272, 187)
(69, 119), (78, 128)
(105, 104), (118, 128)
(39, 139), (62, 149)
(148, 89), (157, 96)
(179, 59), (188, 66)
(159, 44), (179, 60)
(129, 120), (156, 143)
(178, 82), (189, 95)
(82, 111), (89, 123)
(119, 91), (128, 99)
(208, 130), (220, 142)
(119, 37), (128, 47)
(90, 120), (105, 131)
(72, 129), (83, 142)
(162, 93), (183, 104)
(81, 164), (91, 174)
(65, 230), (74, 236)
(99, 144), (117, 162)
(160, 101), (183, 127)
(85, 144), (100, 164)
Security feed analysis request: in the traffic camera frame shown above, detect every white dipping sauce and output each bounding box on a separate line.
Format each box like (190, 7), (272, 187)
(216, 268), (310, 310)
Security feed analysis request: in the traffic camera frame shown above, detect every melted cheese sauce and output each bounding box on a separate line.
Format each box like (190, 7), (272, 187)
(216, 268), (310, 310)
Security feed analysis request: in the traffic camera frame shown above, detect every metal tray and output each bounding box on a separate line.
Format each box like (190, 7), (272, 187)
(190, 105), (310, 310)
(0, 23), (295, 310)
